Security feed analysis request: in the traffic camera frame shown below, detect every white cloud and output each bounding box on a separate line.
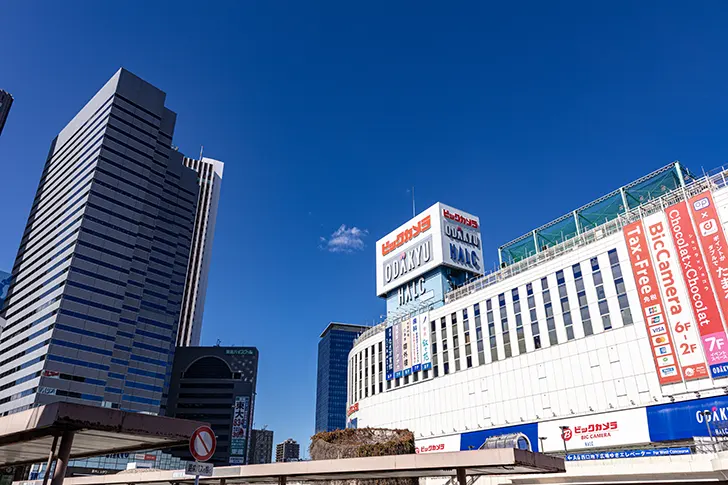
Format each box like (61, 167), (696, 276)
(321, 225), (368, 253)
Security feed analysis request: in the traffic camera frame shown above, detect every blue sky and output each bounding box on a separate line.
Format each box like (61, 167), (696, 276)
(3, 1), (728, 456)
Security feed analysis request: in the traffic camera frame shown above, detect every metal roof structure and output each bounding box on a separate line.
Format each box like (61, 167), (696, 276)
(498, 161), (694, 265)
(13, 449), (564, 485)
(0, 402), (207, 484)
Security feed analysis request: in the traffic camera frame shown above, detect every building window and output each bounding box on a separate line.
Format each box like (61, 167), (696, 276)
(487, 299), (497, 361)
(592, 257), (611, 330)
(512, 288), (525, 354)
(573, 262), (592, 336)
(499, 293), (511, 358)
(451, 313), (460, 371)
(557, 270), (574, 341)
(474, 303), (484, 364)
(609, 249), (633, 326)
(441, 317), (449, 372)
(528, 283), (540, 349)
(431, 320), (439, 377)
(463, 308), (473, 368)
(542, 280), (557, 345)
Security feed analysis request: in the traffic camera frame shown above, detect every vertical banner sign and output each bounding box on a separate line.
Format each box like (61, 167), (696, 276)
(402, 317), (412, 376)
(623, 220), (683, 384)
(393, 321), (403, 379)
(230, 396), (249, 463)
(411, 315), (422, 372)
(421, 312), (432, 371)
(643, 213), (709, 380)
(385, 325), (394, 381)
(667, 200), (728, 378)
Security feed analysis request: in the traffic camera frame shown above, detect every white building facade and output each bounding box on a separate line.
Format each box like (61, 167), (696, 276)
(348, 165), (728, 458)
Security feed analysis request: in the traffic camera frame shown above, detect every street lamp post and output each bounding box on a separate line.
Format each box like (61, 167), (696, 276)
(703, 410), (718, 453)
(538, 437), (547, 453)
(559, 426), (570, 456)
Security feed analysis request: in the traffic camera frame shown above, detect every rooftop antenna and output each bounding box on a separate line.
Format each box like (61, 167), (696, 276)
(199, 145), (204, 160)
(411, 186), (416, 217)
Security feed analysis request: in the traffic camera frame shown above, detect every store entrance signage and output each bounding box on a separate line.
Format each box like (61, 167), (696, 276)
(666, 200), (728, 379)
(623, 220), (682, 384)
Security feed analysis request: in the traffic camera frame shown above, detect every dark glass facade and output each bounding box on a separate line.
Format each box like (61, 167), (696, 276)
(315, 323), (369, 433)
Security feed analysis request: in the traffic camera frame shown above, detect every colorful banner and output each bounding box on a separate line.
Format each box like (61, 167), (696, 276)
(402, 317), (412, 376)
(420, 312), (432, 371)
(411, 314), (422, 373)
(538, 407), (650, 452)
(666, 200), (728, 378)
(385, 325), (394, 381)
(623, 220), (683, 384)
(643, 213), (708, 380)
(230, 396), (249, 462)
(393, 321), (402, 379)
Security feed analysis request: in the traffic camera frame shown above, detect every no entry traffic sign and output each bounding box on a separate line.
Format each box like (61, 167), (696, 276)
(190, 426), (216, 462)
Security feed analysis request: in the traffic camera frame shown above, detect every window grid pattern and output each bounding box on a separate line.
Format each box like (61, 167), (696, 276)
(609, 249), (634, 326)
(574, 263), (593, 336)
(592, 257), (612, 330)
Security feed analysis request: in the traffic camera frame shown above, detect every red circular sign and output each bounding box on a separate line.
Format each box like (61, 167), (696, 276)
(190, 426), (216, 462)
(561, 428), (573, 441)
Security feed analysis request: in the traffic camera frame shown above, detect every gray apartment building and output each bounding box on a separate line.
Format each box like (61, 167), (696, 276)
(166, 347), (259, 466)
(248, 428), (274, 464)
(178, 156), (223, 347)
(0, 68), (201, 416)
(275, 439), (300, 463)
(0, 90), (13, 137)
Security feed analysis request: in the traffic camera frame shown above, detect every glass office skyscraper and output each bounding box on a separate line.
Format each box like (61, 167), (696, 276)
(315, 322), (369, 432)
(0, 68), (199, 416)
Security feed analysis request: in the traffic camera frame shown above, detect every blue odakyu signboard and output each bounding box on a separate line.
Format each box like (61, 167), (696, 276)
(566, 447), (690, 462)
(385, 268), (447, 317)
(460, 423), (539, 452)
(647, 395), (728, 442)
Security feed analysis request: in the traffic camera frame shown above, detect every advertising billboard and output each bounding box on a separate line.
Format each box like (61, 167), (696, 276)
(376, 203), (484, 297)
(420, 312), (432, 371)
(393, 321), (403, 379)
(643, 212), (709, 380)
(647, 395), (728, 442)
(666, 200), (728, 379)
(538, 408), (650, 453)
(230, 396), (250, 463)
(623, 220), (683, 384)
(385, 326), (394, 381)
(402, 317), (412, 377)
(411, 314), (422, 373)
(460, 423), (539, 452)
(415, 434), (462, 454)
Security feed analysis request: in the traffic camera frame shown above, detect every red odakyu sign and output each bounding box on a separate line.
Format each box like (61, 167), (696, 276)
(623, 220), (682, 384)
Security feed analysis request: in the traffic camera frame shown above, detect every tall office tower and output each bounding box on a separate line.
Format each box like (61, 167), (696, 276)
(0, 68), (199, 416)
(315, 322), (369, 432)
(178, 156), (224, 347)
(275, 439), (300, 463)
(0, 90), (13, 136)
